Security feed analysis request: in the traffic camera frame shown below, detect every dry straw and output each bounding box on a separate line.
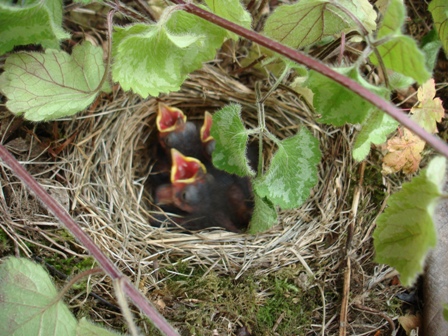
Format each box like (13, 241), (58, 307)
(0, 63), (399, 334)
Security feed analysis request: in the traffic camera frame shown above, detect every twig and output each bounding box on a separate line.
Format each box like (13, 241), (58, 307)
(339, 161), (365, 336)
(353, 303), (396, 333)
(339, 257), (351, 336)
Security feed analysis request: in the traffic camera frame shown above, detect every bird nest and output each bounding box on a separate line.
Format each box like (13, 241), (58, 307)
(1, 62), (400, 334)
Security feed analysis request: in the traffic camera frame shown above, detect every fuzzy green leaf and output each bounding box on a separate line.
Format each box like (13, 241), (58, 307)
(264, 0), (376, 49)
(376, 0), (405, 38)
(374, 156), (446, 287)
(254, 127), (321, 209)
(388, 71), (416, 90)
(0, 0), (69, 55)
(112, 23), (200, 97)
(421, 38), (442, 73)
(204, 0), (252, 40)
(0, 42), (110, 121)
(370, 35), (431, 85)
(429, 0), (448, 54)
(421, 29), (442, 73)
(249, 193), (278, 234)
(444, 304), (448, 321)
(165, 9), (227, 69)
(211, 104), (254, 177)
(113, 7), (226, 98)
(76, 318), (121, 336)
(307, 66), (388, 126)
(353, 109), (399, 161)
(0, 257), (77, 336)
(372, 0), (431, 84)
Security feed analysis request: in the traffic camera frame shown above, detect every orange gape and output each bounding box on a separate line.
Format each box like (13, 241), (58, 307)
(156, 103), (214, 162)
(150, 103), (255, 233)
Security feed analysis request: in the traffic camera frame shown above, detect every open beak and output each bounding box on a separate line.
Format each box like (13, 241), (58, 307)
(156, 103), (187, 133)
(200, 111), (214, 143)
(170, 149), (206, 184)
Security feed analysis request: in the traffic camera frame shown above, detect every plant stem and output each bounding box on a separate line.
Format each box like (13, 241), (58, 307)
(171, 0), (448, 159)
(255, 81), (265, 176)
(255, 64), (291, 175)
(0, 145), (180, 336)
(261, 63), (292, 103)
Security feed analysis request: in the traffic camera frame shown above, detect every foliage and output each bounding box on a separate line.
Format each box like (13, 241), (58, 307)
(264, 0), (376, 49)
(211, 104), (321, 232)
(0, 42), (110, 121)
(382, 79), (445, 174)
(211, 104), (255, 177)
(353, 110), (399, 162)
(306, 66), (389, 126)
(0, 0), (69, 55)
(374, 156), (446, 286)
(369, 0), (430, 84)
(112, 7), (228, 97)
(253, 127), (321, 210)
(429, 0), (448, 54)
(0, 257), (121, 336)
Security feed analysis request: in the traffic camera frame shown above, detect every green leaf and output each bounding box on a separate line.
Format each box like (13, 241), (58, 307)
(429, 0), (448, 54)
(376, 0), (405, 38)
(0, 0), (70, 55)
(353, 109), (398, 161)
(370, 35), (431, 85)
(422, 41), (442, 73)
(0, 42), (110, 121)
(388, 71), (416, 90)
(444, 303), (448, 322)
(249, 193), (278, 234)
(77, 318), (122, 336)
(373, 156), (446, 287)
(421, 30), (442, 72)
(254, 127), (321, 209)
(211, 104), (254, 177)
(307, 66), (388, 126)
(165, 8), (227, 70)
(0, 257), (77, 336)
(264, 0), (376, 49)
(204, 0), (252, 40)
(372, 0), (431, 84)
(113, 23), (199, 97)
(113, 7), (226, 98)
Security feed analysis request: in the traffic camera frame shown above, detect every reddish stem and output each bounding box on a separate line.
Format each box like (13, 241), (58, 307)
(0, 145), (180, 336)
(171, 0), (448, 158)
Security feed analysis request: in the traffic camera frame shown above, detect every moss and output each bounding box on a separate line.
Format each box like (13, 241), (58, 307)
(154, 262), (320, 335)
(362, 163), (387, 205)
(0, 228), (12, 255)
(43, 255), (96, 277)
(254, 272), (319, 335)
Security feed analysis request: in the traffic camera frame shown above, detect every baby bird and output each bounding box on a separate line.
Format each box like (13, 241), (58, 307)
(149, 103), (212, 192)
(154, 149), (253, 232)
(156, 103), (214, 162)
